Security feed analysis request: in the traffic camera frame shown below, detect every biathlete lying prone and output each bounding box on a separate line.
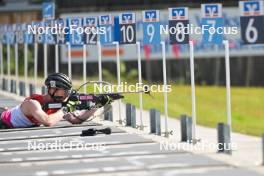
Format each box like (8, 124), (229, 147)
(0, 73), (113, 129)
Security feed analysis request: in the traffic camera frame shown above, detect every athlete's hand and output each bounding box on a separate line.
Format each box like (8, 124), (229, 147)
(65, 100), (81, 113)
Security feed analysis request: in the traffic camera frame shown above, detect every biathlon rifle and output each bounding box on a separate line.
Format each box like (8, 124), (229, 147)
(44, 81), (151, 111)
(65, 81), (151, 110)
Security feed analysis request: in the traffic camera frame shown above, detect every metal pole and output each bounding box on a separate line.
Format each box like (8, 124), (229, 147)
(0, 43), (2, 75)
(113, 41), (122, 124)
(7, 44), (11, 91)
(34, 43), (38, 90)
(24, 43), (28, 96)
(67, 43), (72, 79)
(7, 44), (10, 92)
(262, 133), (264, 165)
(223, 40), (232, 128)
(189, 41), (197, 142)
(44, 43), (48, 79)
(0, 43), (3, 87)
(97, 41), (102, 82)
(160, 41), (169, 138)
(136, 42), (144, 130)
(55, 44), (59, 72)
(15, 43), (18, 94)
(83, 44), (87, 94)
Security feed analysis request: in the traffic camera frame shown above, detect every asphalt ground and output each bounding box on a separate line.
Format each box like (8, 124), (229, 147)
(0, 94), (262, 176)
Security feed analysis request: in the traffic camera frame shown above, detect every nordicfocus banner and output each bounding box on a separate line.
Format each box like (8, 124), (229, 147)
(59, 8), (264, 63)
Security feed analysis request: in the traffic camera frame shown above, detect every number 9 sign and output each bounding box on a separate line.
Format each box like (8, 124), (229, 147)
(240, 0), (264, 44)
(142, 10), (161, 45)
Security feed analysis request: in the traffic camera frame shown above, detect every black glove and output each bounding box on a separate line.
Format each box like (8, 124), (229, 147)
(95, 95), (112, 108)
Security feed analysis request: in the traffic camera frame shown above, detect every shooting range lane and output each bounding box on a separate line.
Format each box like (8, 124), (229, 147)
(0, 152), (230, 175)
(0, 96), (261, 176)
(0, 153), (259, 176)
(0, 125), (125, 141)
(0, 121), (102, 132)
(70, 167), (264, 176)
(0, 143), (184, 163)
(0, 133), (154, 152)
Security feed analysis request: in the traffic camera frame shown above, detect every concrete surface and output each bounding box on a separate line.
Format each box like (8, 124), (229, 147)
(0, 90), (263, 176)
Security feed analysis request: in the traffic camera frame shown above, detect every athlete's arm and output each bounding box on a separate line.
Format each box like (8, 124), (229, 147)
(63, 109), (97, 124)
(20, 99), (64, 127)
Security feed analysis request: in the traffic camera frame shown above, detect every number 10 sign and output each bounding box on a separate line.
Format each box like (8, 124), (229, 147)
(119, 13), (136, 44)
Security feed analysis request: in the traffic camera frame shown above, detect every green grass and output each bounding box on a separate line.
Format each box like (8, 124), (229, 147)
(122, 85), (264, 137)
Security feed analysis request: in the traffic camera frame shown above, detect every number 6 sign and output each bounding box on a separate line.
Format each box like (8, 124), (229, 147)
(240, 0), (264, 44)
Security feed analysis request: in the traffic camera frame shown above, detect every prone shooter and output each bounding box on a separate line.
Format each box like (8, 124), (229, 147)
(0, 73), (123, 129)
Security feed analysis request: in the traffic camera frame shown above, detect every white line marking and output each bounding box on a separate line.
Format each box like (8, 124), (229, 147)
(71, 155), (83, 158)
(19, 163), (33, 167)
(148, 163), (189, 169)
(112, 151), (150, 156)
(11, 158), (23, 162)
(51, 170), (66, 175)
(102, 167), (116, 172)
(35, 171), (49, 176)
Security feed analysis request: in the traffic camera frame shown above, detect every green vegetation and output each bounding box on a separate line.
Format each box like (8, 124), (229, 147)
(123, 85), (264, 137)
(1, 45), (34, 76)
(79, 63), (264, 137)
(82, 62), (264, 136)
